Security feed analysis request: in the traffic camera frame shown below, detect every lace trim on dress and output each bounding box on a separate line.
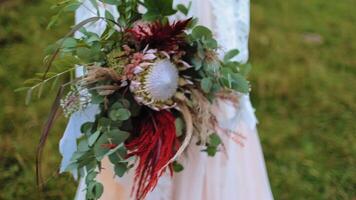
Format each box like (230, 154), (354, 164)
(208, 0), (250, 64)
(208, 0), (257, 130)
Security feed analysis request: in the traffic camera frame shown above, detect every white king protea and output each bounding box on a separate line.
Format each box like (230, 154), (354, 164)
(130, 58), (180, 110)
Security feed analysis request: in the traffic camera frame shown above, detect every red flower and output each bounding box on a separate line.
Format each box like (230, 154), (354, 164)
(127, 18), (191, 52)
(126, 110), (180, 200)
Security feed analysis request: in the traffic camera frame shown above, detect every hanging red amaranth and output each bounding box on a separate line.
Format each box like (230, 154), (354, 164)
(126, 110), (180, 200)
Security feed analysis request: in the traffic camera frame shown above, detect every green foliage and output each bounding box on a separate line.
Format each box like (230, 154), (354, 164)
(220, 68), (250, 93)
(76, 43), (105, 63)
(109, 147), (130, 177)
(61, 93), (134, 199)
(190, 25), (217, 49)
(200, 77), (213, 93)
(172, 161), (184, 172)
(176, 2), (191, 16)
(223, 49), (239, 63)
(188, 26), (249, 95)
(109, 108), (131, 121)
(116, 0), (141, 28)
(21, 48), (80, 103)
(47, 0), (83, 29)
(143, 0), (177, 21)
(191, 26), (213, 40)
(203, 133), (222, 157)
(107, 129), (130, 144)
(114, 162), (129, 177)
(85, 170), (103, 200)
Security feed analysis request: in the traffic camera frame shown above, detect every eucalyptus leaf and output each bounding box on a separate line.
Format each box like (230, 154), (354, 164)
(205, 146), (218, 157)
(64, 162), (78, 172)
(192, 26), (213, 40)
(173, 161), (184, 172)
(202, 133), (222, 157)
(108, 146), (127, 163)
(196, 42), (205, 58)
(108, 151), (121, 163)
(116, 146), (127, 158)
(201, 78), (213, 93)
(176, 3), (190, 15)
(114, 162), (128, 177)
(223, 61), (241, 72)
(192, 56), (203, 70)
(90, 92), (104, 104)
(88, 131), (101, 147)
(71, 150), (87, 162)
(109, 108), (131, 121)
(77, 138), (90, 152)
(81, 122), (94, 135)
(143, 0), (177, 21)
(107, 129), (129, 145)
(209, 133), (222, 147)
(204, 38), (218, 49)
(110, 102), (124, 110)
(220, 68), (250, 93)
(85, 170), (98, 185)
(230, 73), (250, 93)
(93, 133), (110, 161)
(211, 83), (221, 94)
(223, 49), (240, 62)
(98, 117), (111, 128)
(84, 159), (98, 172)
(87, 181), (104, 199)
(204, 60), (220, 74)
(80, 151), (97, 165)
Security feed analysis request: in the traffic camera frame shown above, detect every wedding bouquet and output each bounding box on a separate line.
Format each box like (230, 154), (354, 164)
(23, 0), (250, 199)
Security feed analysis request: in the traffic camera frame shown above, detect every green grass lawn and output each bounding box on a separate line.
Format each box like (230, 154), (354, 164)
(0, 0), (355, 199)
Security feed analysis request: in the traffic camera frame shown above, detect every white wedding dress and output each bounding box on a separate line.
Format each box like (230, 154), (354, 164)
(59, 0), (274, 199)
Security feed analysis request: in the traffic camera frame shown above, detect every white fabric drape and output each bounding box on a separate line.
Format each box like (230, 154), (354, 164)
(61, 0), (274, 199)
